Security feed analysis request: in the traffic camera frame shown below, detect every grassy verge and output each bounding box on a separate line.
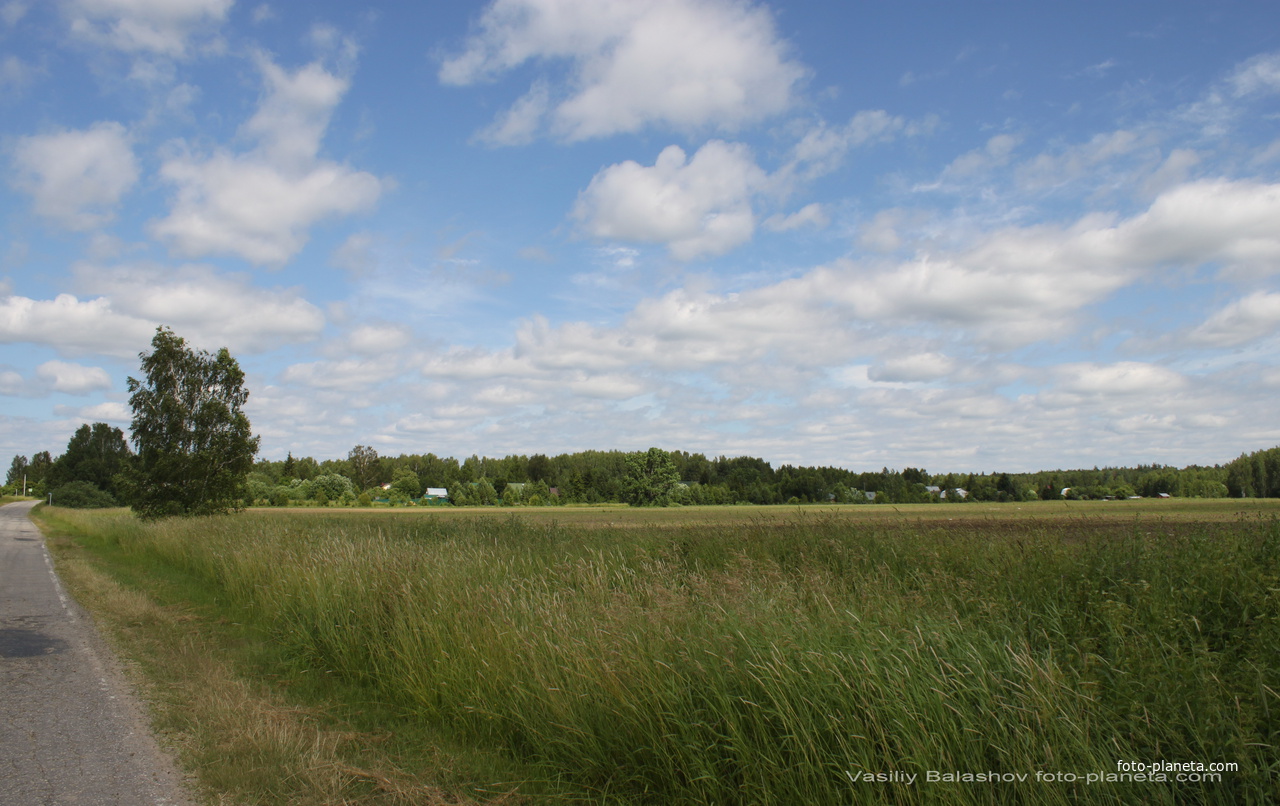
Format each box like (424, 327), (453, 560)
(34, 506), (517, 805)
(33, 504), (1280, 805)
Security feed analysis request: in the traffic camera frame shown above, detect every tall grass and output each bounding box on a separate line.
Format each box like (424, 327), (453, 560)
(52, 509), (1280, 804)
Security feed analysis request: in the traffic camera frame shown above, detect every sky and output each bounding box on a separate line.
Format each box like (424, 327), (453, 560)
(2, 0), (1279, 475)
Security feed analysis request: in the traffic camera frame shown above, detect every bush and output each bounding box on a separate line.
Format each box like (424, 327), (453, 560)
(311, 473), (355, 502)
(50, 481), (117, 509)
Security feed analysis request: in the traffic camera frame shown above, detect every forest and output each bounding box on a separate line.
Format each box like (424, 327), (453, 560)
(8, 422), (1277, 508)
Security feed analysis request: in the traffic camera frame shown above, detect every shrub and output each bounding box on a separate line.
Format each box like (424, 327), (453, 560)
(50, 481), (117, 509)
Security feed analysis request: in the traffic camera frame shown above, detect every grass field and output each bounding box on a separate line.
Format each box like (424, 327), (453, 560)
(250, 497), (1280, 525)
(33, 500), (1280, 805)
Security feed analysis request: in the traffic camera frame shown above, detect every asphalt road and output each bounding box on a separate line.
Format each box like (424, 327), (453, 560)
(0, 501), (195, 806)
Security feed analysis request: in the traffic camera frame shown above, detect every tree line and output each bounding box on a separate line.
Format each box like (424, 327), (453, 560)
(234, 446), (1244, 508)
(3, 326), (1274, 513)
(7, 427), (1270, 511)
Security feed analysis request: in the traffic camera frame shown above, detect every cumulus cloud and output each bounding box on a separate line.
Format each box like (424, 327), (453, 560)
(35, 360), (113, 394)
(573, 140), (767, 260)
(0, 262), (325, 358)
(11, 122), (139, 229)
(868, 353), (955, 383)
(74, 401), (131, 422)
(0, 362), (114, 398)
(840, 178), (1280, 343)
(1190, 291), (1280, 347)
(150, 54), (383, 266)
(0, 368), (26, 396)
(343, 323), (412, 355)
(1055, 362), (1187, 396)
(281, 356), (406, 392)
(0, 293), (153, 357)
(435, 178), (1280, 395)
(440, 0), (806, 142)
(1117, 179), (1280, 278)
(241, 54), (349, 168)
(74, 262), (326, 352)
(63, 0), (233, 57)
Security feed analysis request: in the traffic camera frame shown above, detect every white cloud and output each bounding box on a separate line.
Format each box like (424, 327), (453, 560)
(1229, 52), (1280, 96)
(441, 0), (806, 142)
(448, 179), (1280, 395)
(2, 2), (28, 27)
(281, 356), (406, 392)
(1190, 291), (1280, 347)
(0, 293), (154, 357)
(936, 133), (1021, 182)
(1055, 362), (1187, 396)
(1080, 59), (1117, 78)
(858, 208), (912, 253)
(331, 232), (379, 276)
(763, 202), (828, 232)
(75, 263), (326, 353)
(11, 122), (139, 229)
(477, 80), (550, 146)
(841, 179), (1280, 344)
(63, 0), (232, 57)
(1116, 179), (1280, 278)
(35, 360), (113, 394)
(150, 54), (383, 266)
(788, 110), (908, 179)
(868, 353), (955, 383)
(1141, 148), (1200, 197)
(152, 150), (380, 266)
(48, 401), (131, 424)
(0, 55), (38, 92)
(343, 323), (412, 355)
(573, 140), (766, 260)
(0, 261), (326, 359)
(0, 368), (26, 396)
(242, 53), (350, 168)
(1014, 130), (1143, 191)
(75, 401), (131, 422)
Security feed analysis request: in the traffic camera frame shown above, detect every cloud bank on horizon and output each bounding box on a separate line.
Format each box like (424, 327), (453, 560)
(2, 0), (1279, 473)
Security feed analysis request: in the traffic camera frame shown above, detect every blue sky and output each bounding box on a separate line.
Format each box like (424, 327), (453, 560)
(2, 0), (1279, 474)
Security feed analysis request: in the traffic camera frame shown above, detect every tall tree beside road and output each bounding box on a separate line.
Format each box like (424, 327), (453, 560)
(6, 455), (29, 489)
(28, 451), (53, 488)
(126, 327), (259, 519)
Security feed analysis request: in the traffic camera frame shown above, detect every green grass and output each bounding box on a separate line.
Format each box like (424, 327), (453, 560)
(34, 503), (1280, 805)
